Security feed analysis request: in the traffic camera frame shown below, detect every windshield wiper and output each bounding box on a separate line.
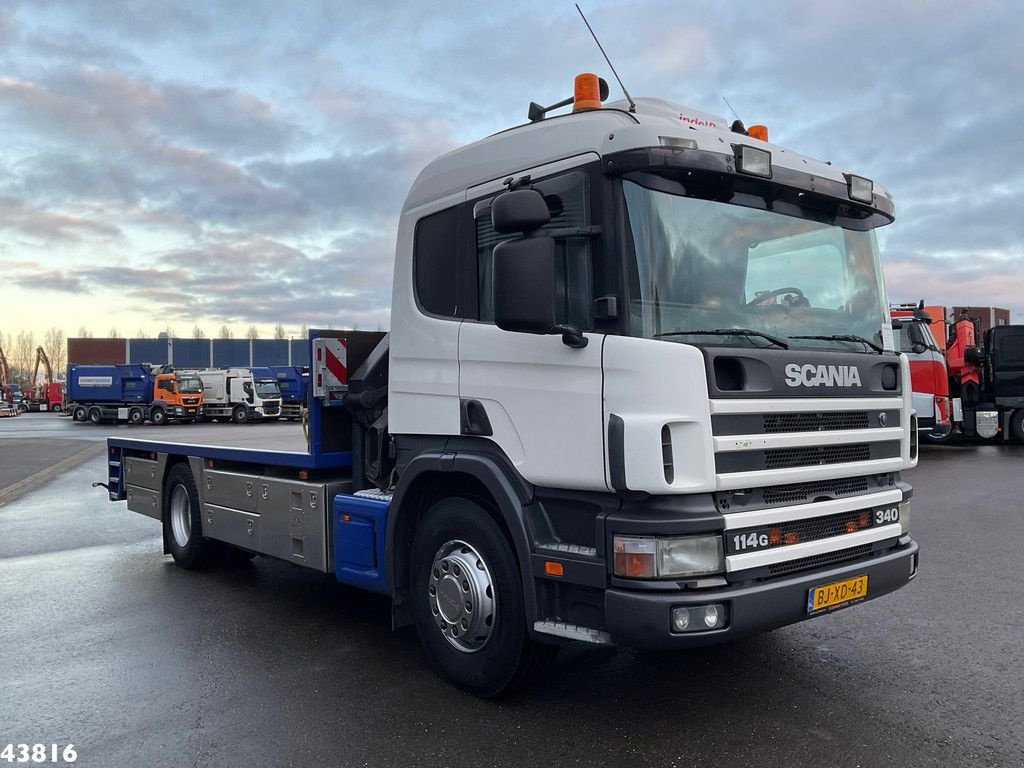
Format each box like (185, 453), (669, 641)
(789, 334), (884, 353)
(654, 328), (789, 349)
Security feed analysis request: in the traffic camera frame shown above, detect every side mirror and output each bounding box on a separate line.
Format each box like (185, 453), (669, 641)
(493, 236), (557, 334)
(911, 342), (927, 355)
(492, 235), (589, 349)
(491, 189), (550, 234)
(964, 345), (983, 365)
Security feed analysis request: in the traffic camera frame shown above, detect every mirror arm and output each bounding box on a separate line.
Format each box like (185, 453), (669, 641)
(553, 324), (589, 349)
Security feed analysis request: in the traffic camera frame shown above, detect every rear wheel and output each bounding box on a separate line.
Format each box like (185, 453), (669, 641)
(410, 497), (557, 697)
(128, 407), (144, 425)
(72, 406), (87, 422)
(88, 407), (102, 424)
(1010, 409), (1024, 443)
(163, 463), (214, 569)
(150, 408), (167, 426)
(232, 405), (248, 424)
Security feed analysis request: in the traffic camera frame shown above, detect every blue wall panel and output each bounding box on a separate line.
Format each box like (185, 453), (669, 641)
(212, 340), (251, 367)
(290, 339), (310, 367)
(171, 339), (211, 368)
(127, 339), (169, 366)
(252, 339), (289, 366)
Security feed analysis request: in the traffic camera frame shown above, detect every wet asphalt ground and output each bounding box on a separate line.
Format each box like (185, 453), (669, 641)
(1, 414), (1023, 767)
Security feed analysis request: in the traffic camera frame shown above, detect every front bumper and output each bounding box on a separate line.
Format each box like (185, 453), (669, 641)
(604, 538), (918, 649)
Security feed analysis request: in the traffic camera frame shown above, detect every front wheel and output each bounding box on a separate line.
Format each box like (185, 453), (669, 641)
(52, 403), (62, 413)
(410, 498), (557, 697)
(232, 405), (248, 424)
(163, 463), (215, 569)
(128, 407), (144, 425)
(150, 408), (167, 426)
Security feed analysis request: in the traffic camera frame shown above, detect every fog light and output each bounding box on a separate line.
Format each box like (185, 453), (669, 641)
(671, 608), (690, 632)
(702, 604), (721, 628)
(670, 604), (728, 634)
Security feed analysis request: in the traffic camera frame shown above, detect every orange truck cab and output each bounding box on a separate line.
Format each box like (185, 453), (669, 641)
(891, 304), (952, 441)
(152, 371), (204, 421)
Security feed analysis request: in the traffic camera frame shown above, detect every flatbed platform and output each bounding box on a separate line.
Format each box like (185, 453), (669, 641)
(105, 421), (350, 469)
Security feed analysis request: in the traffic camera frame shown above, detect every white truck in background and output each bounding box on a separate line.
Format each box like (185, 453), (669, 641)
(184, 368), (282, 423)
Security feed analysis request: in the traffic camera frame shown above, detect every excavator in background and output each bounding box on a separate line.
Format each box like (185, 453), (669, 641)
(0, 343), (23, 415)
(25, 346), (64, 412)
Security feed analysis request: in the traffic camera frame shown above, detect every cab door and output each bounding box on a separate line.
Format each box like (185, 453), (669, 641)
(458, 159), (608, 492)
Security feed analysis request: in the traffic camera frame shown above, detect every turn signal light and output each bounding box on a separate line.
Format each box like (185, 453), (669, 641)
(544, 561), (564, 577)
(573, 72), (602, 112)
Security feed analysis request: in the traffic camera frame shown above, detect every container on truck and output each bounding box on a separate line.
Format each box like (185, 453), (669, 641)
(67, 364), (203, 425)
(890, 304), (951, 441)
(185, 368), (282, 423)
(270, 365), (309, 420)
(97, 74), (920, 696)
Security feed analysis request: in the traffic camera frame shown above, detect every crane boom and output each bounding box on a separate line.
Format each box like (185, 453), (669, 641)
(32, 346), (54, 387)
(0, 344), (9, 388)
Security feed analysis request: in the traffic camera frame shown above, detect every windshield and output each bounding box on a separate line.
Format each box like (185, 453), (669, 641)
(892, 321), (939, 354)
(254, 380), (280, 398)
(177, 377), (202, 394)
(622, 177), (890, 351)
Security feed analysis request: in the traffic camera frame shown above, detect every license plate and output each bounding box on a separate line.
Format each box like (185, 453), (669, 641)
(807, 574), (868, 614)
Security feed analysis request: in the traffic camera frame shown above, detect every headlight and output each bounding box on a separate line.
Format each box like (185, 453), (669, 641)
(614, 535), (724, 579)
(899, 501), (910, 535)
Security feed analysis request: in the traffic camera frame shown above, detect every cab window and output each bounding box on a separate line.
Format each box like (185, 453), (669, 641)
(474, 171), (592, 329)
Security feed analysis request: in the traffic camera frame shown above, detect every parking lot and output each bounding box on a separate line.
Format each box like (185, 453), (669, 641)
(2, 413), (1023, 767)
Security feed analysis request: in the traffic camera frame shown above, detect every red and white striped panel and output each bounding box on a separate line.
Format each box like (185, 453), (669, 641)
(312, 338), (348, 399)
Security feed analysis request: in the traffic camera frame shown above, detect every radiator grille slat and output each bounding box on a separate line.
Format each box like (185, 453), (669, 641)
(763, 411), (870, 433)
(762, 476), (870, 506)
(765, 444), (871, 470)
(767, 543), (874, 577)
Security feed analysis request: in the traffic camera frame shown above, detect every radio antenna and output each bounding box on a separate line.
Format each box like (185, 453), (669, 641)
(575, 4), (636, 113)
(722, 96), (741, 122)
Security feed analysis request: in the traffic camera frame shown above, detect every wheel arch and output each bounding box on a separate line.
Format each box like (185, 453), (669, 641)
(155, 453), (202, 555)
(386, 451), (537, 631)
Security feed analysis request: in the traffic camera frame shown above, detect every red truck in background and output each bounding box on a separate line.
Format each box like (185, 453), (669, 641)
(893, 302), (1024, 443)
(890, 303), (951, 442)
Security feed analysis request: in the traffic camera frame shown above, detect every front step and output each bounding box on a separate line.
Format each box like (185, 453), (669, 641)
(534, 620), (613, 645)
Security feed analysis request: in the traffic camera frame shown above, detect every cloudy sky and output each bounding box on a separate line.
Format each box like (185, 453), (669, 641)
(1, 0), (1021, 339)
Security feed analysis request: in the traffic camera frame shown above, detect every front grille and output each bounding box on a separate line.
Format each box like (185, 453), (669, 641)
(762, 477), (870, 506)
(727, 508), (882, 556)
(763, 411), (869, 433)
(767, 543), (874, 577)
(765, 444), (871, 470)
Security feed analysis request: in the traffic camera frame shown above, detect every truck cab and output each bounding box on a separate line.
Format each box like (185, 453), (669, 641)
(152, 371), (204, 422)
(187, 368), (282, 423)
(891, 305), (951, 440)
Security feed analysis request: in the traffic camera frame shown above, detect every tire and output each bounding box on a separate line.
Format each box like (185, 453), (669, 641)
(52, 403), (62, 413)
(232, 405), (248, 424)
(1011, 409), (1024, 443)
(410, 498), (557, 697)
(88, 407), (102, 424)
(150, 408), (167, 426)
(128, 407), (144, 425)
(72, 405), (87, 422)
(163, 463), (215, 570)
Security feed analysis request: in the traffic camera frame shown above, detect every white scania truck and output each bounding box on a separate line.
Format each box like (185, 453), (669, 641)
(98, 75), (919, 696)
